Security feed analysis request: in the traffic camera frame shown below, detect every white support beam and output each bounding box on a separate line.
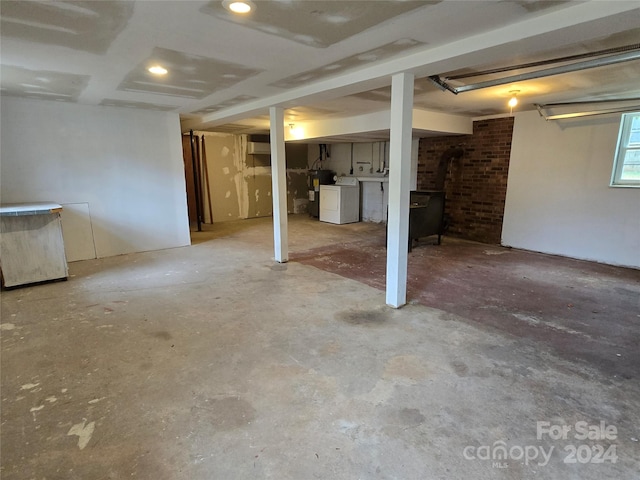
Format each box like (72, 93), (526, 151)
(269, 107), (288, 263)
(283, 108), (471, 142)
(386, 72), (414, 308)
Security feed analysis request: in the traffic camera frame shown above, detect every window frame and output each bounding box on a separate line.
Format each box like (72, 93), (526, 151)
(611, 112), (640, 188)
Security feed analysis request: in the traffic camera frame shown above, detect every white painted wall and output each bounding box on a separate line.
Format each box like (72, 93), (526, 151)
(1, 97), (191, 259)
(503, 110), (639, 268)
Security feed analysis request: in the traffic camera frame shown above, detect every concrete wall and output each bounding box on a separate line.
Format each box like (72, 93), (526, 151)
(0, 97), (191, 259)
(503, 110), (639, 268)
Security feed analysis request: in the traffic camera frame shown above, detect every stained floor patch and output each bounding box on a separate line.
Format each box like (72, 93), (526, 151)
(450, 360), (469, 377)
(336, 308), (388, 325)
(293, 235), (640, 378)
(191, 396), (255, 431)
(383, 355), (431, 382)
(150, 331), (172, 341)
(383, 407), (426, 427)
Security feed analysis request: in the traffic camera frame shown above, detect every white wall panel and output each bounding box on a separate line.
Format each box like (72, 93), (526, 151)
(1, 97), (191, 259)
(59, 202), (96, 262)
(503, 110), (639, 268)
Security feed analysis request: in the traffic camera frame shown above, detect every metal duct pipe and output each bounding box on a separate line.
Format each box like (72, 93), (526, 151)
(430, 49), (640, 95)
(536, 104), (640, 121)
(447, 43), (640, 81)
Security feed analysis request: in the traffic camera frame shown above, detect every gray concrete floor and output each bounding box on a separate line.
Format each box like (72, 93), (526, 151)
(1, 215), (638, 479)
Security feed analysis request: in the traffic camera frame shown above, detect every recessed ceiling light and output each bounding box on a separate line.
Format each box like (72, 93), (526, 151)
(223, 1), (253, 14)
(148, 65), (168, 75)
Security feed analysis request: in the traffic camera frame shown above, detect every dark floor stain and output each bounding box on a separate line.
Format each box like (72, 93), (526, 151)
(451, 360), (469, 376)
(398, 408), (426, 425)
(150, 331), (172, 341)
(191, 396), (255, 431)
(35, 359), (55, 369)
(384, 407), (426, 427)
(337, 309), (388, 325)
(293, 236), (640, 379)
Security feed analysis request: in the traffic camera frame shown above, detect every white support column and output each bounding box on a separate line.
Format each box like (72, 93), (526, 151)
(386, 72), (414, 308)
(269, 106), (288, 263)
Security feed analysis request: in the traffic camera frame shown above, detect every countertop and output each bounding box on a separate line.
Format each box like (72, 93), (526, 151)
(0, 202), (63, 216)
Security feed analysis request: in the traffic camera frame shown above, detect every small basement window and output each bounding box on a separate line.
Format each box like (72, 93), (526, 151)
(611, 112), (640, 187)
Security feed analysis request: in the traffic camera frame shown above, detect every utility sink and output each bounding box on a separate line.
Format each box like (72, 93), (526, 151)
(356, 175), (389, 182)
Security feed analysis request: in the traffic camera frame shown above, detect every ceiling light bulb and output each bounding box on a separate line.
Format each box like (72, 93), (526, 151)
(148, 65), (168, 75)
(227, 1), (251, 13)
(508, 90), (519, 108)
(289, 124), (303, 138)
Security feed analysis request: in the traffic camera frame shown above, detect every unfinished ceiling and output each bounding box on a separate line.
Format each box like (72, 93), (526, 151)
(117, 47), (262, 99)
(199, 0), (434, 48)
(1, 1), (639, 141)
(270, 39), (426, 89)
(0, 1), (134, 55)
(0, 65), (90, 102)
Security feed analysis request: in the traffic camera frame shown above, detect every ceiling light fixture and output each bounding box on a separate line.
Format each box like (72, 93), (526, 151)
(288, 123), (303, 139)
(148, 65), (168, 75)
(223, 0), (252, 14)
(508, 90), (519, 113)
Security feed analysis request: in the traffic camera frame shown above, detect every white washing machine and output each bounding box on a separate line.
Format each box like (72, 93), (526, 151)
(319, 177), (360, 224)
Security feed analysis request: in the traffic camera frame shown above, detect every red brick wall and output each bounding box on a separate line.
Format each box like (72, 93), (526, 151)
(417, 117), (514, 244)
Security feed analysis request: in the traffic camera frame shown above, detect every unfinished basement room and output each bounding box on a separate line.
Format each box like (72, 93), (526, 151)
(1, 1), (639, 479)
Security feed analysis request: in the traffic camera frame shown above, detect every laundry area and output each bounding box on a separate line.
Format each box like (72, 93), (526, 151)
(307, 142), (395, 225)
(178, 120), (495, 253)
(182, 137), (419, 228)
(181, 137), (397, 228)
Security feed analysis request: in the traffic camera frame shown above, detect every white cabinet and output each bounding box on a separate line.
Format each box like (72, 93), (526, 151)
(319, 184), (360, 224)
(1, 203), (69, 288)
